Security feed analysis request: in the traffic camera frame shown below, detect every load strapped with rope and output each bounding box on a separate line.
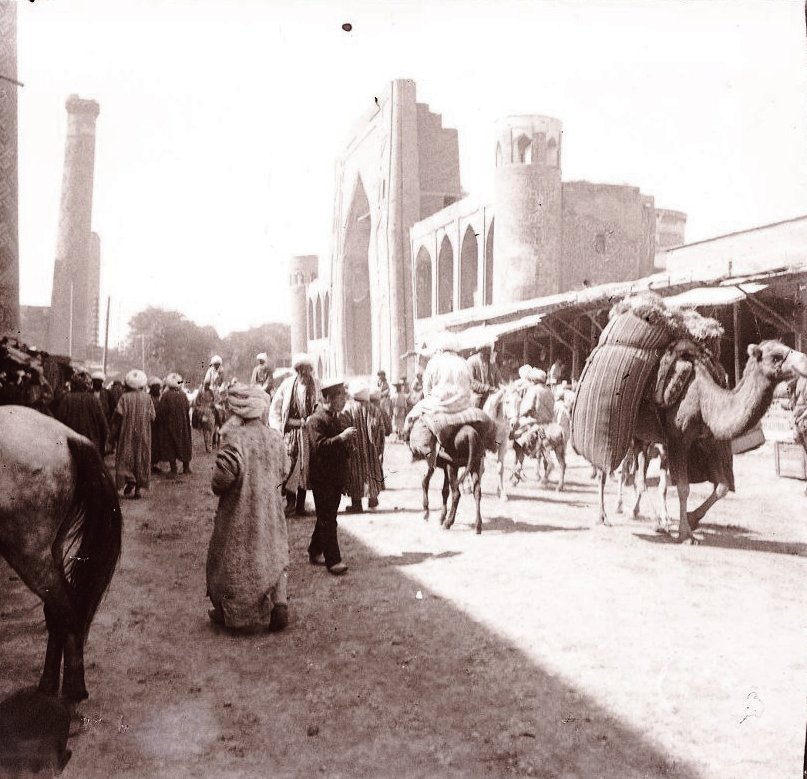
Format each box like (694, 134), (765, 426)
(571, 293), (725, 473)
(0, 335), (73, 414)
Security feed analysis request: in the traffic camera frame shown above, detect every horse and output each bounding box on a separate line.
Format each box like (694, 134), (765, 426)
(408, 417), (486, 534)
(482, 387), (513, 500)
(0, 406), (122, 703)
(492, 382), (568, 491)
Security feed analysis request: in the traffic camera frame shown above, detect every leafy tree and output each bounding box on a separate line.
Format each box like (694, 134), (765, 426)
(220, 322), (291, 382)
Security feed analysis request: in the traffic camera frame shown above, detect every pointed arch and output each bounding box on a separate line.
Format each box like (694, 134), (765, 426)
(342, 176), (373, 375)
(315, 294), (323, 339)
(495, 142), (503, 168)
(437, 236), (454, 315)
(459, 225), (479, 310)
(415, 246), (433, 319)
(516, 134), (532, 164)
(547, 136), (559, 167)
(484, 220), (494, 305)
(323, 293), (330, 338)
(307, 298), (314, 341)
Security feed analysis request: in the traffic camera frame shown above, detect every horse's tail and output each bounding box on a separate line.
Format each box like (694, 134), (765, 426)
(63, 437), (123, 636)
(457, 425), (483, 485)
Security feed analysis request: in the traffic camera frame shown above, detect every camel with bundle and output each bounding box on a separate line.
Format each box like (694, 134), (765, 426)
(572, 294), (807, 543)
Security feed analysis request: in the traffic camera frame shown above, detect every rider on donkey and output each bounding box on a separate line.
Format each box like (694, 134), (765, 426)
(513, 368), (556, 460)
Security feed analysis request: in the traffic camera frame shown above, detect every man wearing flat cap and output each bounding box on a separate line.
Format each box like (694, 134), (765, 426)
(269, 353), (321, 515)
(306, 377), (356, 575)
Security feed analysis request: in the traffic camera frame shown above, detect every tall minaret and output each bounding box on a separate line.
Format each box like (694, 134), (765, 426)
(0, 1), (20, 335)
(47, 94), (100, 358)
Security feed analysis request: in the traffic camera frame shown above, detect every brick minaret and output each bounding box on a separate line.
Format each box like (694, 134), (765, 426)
(47, 95), (100, 358)
(0, 1), (20, 334)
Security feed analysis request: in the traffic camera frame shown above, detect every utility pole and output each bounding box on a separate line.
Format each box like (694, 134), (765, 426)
(102, 295), (110, 374)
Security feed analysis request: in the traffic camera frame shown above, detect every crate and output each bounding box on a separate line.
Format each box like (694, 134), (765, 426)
(760, 403), (796, 443)
(774, 441), (807, 480)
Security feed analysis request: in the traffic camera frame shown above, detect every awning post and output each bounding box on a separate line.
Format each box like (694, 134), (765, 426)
(733, 301), (741, 387)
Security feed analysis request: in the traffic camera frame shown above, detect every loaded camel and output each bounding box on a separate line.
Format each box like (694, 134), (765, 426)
(598, 340), (807, 543)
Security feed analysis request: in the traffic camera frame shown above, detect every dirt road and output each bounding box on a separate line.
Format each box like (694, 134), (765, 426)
(1, 435), (805, 777)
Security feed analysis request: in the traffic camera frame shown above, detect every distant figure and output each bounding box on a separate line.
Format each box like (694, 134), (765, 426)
(520, 368), (555, 425)
(513, 364), (533, 405)
(793, 375), (807, 496)
(91, 370), (112, 420)
(194, 383), (217, 453)
(548, 358), (566, 387)
(107, 379), (125, 417)
(269, 353), (320, 516)
(155, 373), (193, 475)
(467, 344), (500, 408)
(56, 369), (109, 454)
(109, 369), (155, 499)
(307, 378), (355, 575)
(0, 688), (72, 775)
(250, 352), (274, 394)
(342, 380), (387, 513)
(148, 377), (163, 472)
(392, 379), (409, 440)
(207, 384), (289, 633)
(204, 355), (224, 394)
(375, 370), (393, 424)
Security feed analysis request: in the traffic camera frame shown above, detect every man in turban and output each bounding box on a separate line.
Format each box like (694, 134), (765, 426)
(250, 353), (274, 394)
(269, 353), (320, 516)
(109, 369), (155, 499)
(56, 369), (109, 454)
(155, 373), (193, 476)
(207, 383), (290, 632)
(91, 370), (113, 421)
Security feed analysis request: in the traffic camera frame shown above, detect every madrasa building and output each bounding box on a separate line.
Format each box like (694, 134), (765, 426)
(291, 79), (686, 383)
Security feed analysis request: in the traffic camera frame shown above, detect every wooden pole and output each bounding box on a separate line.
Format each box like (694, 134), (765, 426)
(102, 295), (110, 375)
(733, 301), (741, 387)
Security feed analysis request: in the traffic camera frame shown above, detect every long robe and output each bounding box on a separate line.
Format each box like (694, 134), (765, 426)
(340, 399), (386, 500)
(56, 390), (109, 453)
(269, 374), (319, 494)
(155, 388), (193, 464)
(206, 418), (289, 630)
(110, 389), (155, 489)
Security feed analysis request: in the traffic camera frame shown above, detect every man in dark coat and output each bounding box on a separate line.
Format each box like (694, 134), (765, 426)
(466, 344), (500, 408)
(91, 371), (113, 421)
(56, 369), (109, 453)
(155, 373), (193, 475)
(306, 378), (356, 576)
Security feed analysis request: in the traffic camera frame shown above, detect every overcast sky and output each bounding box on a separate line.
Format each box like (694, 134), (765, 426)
(16, 0), (807, 345)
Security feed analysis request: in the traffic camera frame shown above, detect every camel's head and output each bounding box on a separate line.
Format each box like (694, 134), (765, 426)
(747, 341), (807, 381)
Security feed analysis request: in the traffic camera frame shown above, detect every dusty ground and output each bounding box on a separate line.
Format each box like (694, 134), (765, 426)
(1, 433), (806, 778)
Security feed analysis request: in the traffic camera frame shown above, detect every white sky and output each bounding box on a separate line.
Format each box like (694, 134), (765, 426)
(16, 0), (807, 345)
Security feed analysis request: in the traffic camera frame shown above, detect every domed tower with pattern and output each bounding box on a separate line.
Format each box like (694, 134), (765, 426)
(288, 255), (318, 357)
(492, 115), (563, 304)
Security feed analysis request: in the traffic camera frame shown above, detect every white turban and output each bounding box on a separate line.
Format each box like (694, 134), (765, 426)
(125, 369), (148, 390)
(349, 379), (370, 402)
(292, 353), (314, 370)
(529, 368), (547, 384)
(256, 352), (268, 362)
(518, 364), (532, 380)
(148, 376), (162, 387)
(210, 355), (222, 366)
(434, 332), (461, 354)
(227, 382), (271, 420)
(164, 373), (183, 389)
(91, 370), (105, 381)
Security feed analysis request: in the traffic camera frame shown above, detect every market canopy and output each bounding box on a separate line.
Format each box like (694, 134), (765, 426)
(662, 283), (766, 308)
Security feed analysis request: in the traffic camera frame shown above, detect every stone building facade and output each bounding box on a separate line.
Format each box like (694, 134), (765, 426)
(46, 95), (101, 359)
(293, 80), (684, 381)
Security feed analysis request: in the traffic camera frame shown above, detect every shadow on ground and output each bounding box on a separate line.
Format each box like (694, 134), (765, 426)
(0, 445), (698, 778)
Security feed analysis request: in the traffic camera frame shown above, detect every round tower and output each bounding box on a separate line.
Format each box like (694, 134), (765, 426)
(492, 115), (563, 304)
(288, 255), (318, 357)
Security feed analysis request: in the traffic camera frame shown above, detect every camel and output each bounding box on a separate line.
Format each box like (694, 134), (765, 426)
(597, 340), (807, 543)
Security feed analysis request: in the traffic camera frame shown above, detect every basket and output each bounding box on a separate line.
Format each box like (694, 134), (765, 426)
(774, 441), (807, 480)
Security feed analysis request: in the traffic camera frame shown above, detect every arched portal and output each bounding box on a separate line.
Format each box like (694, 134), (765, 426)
(415, 246), (432, 319)
(315, 294), (323, 339)
(307, 299), (314, 341)
(459, 226), (479, 309)
(342, 177), (372, 375)
(437, 236), (454, 315)
(317, 356), (324, 378)
(484, 220), (494, 305)
(323, 293), (330, 338)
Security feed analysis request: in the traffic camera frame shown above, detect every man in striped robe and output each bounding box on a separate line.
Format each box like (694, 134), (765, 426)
(340, 380), (386, 513)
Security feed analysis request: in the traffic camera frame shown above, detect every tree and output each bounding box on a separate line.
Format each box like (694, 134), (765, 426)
(219, 322), (291, 382)
(126, 307), (220, 386)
